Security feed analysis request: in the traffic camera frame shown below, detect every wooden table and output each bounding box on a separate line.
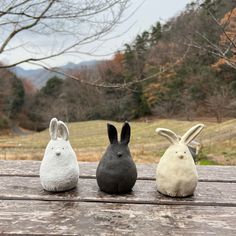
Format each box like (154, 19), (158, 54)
(0, 161), (236, 235)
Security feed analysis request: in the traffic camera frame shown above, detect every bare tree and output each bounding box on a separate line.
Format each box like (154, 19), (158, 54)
(0, 0), (130, 68)
(186, 3), (236, 70)
(205, 85), (235, 123)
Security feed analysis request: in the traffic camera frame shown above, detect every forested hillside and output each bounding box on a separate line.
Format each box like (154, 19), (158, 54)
(0, 0), (235, 130)
(0, 65), (24, 129)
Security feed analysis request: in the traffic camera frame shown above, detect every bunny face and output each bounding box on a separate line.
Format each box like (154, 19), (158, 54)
(163, 143), (194, 162)
(96, 122), (137, 194)
(44, 139), (76, 165)
(40, 118), (79, 192)
(156, 124), (205, 197)
(103, 122), (132, 161)
(105, 142), (131, 160)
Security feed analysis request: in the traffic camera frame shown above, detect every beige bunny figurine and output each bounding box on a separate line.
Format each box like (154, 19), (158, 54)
(156, 124), (205, 197)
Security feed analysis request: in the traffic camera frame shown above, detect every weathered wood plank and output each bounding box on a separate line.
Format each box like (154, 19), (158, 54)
(0, 160), (236, 182)
(0, 200), (235, 235)
(0, 176), (236, 206)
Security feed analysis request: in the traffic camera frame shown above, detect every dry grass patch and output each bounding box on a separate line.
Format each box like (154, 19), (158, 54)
(0, 119), (236, 164)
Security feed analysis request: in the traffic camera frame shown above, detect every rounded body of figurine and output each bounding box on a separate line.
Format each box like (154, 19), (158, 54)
(96, 122), (137, 194)
(156, 124), (205, 197)
(40, 118), (79, 192)
(156, 143), (198, 197)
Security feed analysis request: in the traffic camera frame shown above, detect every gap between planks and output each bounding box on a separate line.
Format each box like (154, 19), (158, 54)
(1, 196), (236, 208)
(1, 174), (236, 183)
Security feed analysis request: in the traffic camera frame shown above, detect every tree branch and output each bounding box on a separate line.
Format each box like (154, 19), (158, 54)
(0, 0), (56, 54)
(26, 46), (190, 89)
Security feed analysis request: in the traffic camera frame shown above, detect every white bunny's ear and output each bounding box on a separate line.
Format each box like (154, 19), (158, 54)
(58, 121), (69, 141)
(156, 128), (179, 144)
(49, 118), (58, 140)
(180, 124), (205, 145)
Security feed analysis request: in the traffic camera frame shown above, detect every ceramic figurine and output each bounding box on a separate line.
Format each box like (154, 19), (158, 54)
(177, 135), (201, 163)
(96, 122), (137, 194)
(40, 118), (79, 192)
(155, 124), (205, 197)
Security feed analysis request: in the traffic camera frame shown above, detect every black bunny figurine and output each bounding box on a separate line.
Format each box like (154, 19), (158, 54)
(96, 122), (137, 194)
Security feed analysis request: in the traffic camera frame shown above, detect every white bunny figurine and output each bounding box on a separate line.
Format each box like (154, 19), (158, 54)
(40, 118), (79, 192)
(156, 124), (205, 197)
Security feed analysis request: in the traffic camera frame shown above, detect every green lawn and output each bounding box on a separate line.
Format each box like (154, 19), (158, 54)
(0, 119), (236, 164)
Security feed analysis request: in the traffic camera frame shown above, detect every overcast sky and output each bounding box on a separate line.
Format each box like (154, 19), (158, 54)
(0, 0), (191, 69)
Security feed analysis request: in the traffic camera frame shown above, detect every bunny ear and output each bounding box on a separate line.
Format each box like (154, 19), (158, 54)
(180, 124), (205, 145)
(120, 121), (130, 144)
(107, 123), (118, 144)
(49, 118), (58, 140)
(155, 128), (179, 144)
(58, 121), (69, 141)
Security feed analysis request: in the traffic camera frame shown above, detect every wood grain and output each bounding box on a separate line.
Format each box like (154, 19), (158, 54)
(0, 176), (236, 206)
(0, 200), (235, 235)
(0, 161), (236, 235)
(0, 160), (236, 182)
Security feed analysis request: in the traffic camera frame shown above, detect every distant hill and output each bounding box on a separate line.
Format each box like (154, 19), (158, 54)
(11, 67), (65, 89)
(10, 60), (100, 89)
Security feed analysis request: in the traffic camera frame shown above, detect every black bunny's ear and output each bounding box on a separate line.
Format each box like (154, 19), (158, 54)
(121, 121), (130, 144)
(107, 123), (118, 144)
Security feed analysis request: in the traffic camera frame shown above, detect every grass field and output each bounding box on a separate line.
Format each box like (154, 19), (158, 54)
(0, 119), (236, 165)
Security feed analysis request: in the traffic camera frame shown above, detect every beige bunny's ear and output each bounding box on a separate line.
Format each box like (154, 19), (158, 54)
(49, 118), (58, 140)
(156, 128), (179, 144)
(180, 124), (205, 145)
(58, 121), (69, 141)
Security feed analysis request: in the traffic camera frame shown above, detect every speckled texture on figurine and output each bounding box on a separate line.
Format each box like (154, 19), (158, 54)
(40, 118), (79, 192)
(96, 122), (137, 194)
(156, 124), (205, 197)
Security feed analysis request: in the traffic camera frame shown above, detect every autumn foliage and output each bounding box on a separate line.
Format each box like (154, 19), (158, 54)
(212, 7), (236, 69)
(1, 0), (236, 130)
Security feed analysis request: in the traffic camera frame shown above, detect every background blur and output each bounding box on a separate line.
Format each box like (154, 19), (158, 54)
(0, 0), (235, 164)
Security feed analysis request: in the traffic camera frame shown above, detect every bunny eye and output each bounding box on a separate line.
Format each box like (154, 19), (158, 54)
(51, 147), (54, 150)
(62, 147), (64, 150)
(175, 151), (178, 154)
(184, 151), (186, 154)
